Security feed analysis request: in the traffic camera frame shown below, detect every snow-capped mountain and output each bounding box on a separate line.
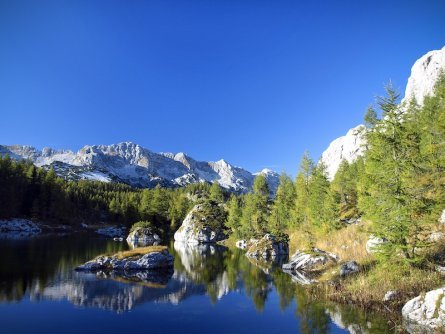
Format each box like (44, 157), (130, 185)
(0, 142), (279, 193)
(321, 45), (445, 180)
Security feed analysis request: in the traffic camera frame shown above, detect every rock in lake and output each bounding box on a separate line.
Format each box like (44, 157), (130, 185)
(282, 248), (338, 272)
(402, 287), (445, 333)
(174, 203), (227, 244)
(76, 246), (174, 271)
(340, 261), (360, 277)
(126, 227), (161, 247)
(0, 219), (41, 239)
(245, 234), (289, 260)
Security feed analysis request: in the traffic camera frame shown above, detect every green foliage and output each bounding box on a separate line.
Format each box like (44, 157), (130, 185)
(194, 200), (227, 231)
(129, 221), (153, 233)
(209, 180), (225, 203)
(226, 195), (242, 237)
(0, 157), (192, 233)
(359, 77), (445, 264)
(238, 175), (271, 238)
(269, 173), (295, 235)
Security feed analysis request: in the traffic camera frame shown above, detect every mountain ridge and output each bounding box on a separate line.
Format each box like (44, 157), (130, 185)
(0, 142), (279, 194)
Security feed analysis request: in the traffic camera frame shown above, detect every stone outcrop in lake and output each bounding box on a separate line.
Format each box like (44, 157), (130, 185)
(126, 227), (161, 247)
(402, 287), (445, 333)
(245, 234), (289, 261)
(174, 203), (227, 244)
(282, 248), (338, 272)
(76, 247), (173, 271)
(0, 219), (41, 239)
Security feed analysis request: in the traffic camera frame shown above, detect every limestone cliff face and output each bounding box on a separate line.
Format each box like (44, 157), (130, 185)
(321, 46), (445, 180)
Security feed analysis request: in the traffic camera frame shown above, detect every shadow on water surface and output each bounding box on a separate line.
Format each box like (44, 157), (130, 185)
(0, 235), (391, 333)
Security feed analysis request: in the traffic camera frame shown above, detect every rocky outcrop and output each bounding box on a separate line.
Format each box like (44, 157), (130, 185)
(0, 219), (41, 239)
(173, 204), (227, 245)
(340, 261), (360, 277)
(402, 46), (445, 106)
(320, 125), (366, 180)
(366, 235), (387, 253)
(282, 248), (338, 272)
(402, 287), (445, 333)
(126, 227), (160, 247)
(76, 248), (173, 271)
(245, 234), (289, 261)
(320, 46), (445, 179)
(383, 290), (400, 302)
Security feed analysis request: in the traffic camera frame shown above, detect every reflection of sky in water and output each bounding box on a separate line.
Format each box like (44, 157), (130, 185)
(0, 236), (389, 333)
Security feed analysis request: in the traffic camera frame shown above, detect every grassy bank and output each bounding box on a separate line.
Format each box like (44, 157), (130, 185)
(288, 222), (445, 314)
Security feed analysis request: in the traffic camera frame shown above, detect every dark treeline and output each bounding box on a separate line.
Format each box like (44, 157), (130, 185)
(0, 157), (211, 231)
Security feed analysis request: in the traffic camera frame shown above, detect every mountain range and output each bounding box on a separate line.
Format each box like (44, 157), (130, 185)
(0, 142), (279, 194)
(2, 46), (444, 191)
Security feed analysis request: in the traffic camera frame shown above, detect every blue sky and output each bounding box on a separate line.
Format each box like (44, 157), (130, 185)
(1, 0), (444, 174)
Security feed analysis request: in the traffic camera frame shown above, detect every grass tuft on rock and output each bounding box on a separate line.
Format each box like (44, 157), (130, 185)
(99, 245), (168, 260)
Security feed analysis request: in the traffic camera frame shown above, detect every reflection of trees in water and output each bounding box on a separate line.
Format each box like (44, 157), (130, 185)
(0, 236), (127, 302)
(0, 237), (391, 332)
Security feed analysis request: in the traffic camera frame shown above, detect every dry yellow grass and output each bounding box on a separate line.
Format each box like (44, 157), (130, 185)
(112, 245), (167, 260)
(288, 221), (373, 263)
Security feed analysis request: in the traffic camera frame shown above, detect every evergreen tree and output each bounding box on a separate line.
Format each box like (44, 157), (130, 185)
(226, 195), (242, 237)
(209, 180), (225, 203)
(269, 173), (295, 235)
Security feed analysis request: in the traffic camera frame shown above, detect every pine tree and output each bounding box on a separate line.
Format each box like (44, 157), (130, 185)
(269, 173), (295, 236)
(360, 83), (428, 263)
(226, 195), (242, 237)
(209, 180), (225, 203)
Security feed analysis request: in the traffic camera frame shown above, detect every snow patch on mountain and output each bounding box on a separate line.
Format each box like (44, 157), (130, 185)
(0, 143), (279, 194)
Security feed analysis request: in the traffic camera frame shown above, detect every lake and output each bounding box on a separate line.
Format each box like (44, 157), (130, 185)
(0, 235), (391, 333)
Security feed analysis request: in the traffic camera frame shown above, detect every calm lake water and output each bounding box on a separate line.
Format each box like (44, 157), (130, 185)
(0, 235), (391, 333)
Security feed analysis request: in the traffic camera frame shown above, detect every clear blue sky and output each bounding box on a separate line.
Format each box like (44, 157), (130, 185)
(1, 0), (444, 174)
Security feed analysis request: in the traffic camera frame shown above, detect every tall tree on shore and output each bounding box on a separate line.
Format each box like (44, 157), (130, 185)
(269, 173), (295, 235)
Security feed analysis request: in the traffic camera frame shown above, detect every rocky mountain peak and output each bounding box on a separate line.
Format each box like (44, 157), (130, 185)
(320, 46), (445, 180)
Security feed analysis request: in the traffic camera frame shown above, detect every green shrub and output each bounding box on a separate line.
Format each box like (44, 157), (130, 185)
(130, 221), (153, 233)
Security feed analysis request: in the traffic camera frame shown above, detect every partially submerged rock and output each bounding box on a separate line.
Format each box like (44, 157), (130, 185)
(174, 203), (227, 244)
(126, 227), (160, 247)
(282, 248), (338, 272)
(76, 246), (173, 272)
(245, 234), (288, 261)
(0, 219), (41, 239)
(282, 269), (316, 285)
(340, 261), (359, 277)
(402, 287), (445, 333)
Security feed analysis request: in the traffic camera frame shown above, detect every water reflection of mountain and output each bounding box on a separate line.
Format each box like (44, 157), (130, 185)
(0, 236), (391, 332)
